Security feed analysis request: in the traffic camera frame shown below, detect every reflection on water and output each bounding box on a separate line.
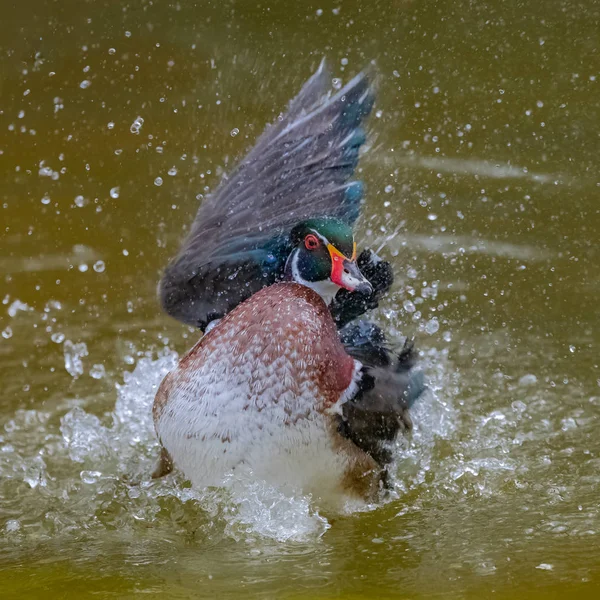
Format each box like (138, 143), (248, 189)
(1, 0), (599, 597)
(369, 153), (566, 184)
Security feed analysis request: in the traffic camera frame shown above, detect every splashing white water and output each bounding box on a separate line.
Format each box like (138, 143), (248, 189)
(56, 351), (342, 541)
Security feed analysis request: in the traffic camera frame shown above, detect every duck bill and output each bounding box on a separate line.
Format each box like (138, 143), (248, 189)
(327, 244), (373, 295)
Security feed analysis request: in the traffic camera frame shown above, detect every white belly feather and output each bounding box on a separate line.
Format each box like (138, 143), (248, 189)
(155, 342), (364, 504)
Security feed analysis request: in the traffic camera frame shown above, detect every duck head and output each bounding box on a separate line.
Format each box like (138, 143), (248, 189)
(284, 217), (373, 305)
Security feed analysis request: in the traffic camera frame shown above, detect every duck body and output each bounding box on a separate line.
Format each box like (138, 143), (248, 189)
(153, 283), (381, 506)
(152, 61), (428, 505)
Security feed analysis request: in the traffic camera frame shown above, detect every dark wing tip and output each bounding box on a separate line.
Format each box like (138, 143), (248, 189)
(283, 57), (332, 122)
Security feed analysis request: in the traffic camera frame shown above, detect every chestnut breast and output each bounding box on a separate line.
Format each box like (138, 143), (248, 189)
(154, 283), (356, 423)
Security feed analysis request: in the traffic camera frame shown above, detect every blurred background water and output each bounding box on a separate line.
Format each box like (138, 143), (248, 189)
(1, 0), (599, 598)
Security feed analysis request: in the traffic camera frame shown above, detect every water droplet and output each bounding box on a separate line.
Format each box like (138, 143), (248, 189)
(384, 184), (394, 193)
(154, 177), (163, 187)
(569, 345), (576, 353)
(425, 318), (439, 334)
(403, 300), (416, 313)
(128, 487), (141, 499)
(168, 166), (177, 176)
(5, 519), (20, 533)
(230, 128), (239, 137)
(511, 400), (527, 413)
(79, 80), (91, 89)
(8, 300), (30, 317)
(51, 332), (65, 344)
(107, 121), (115, 130)
(108, 48), (116, 55)
(80, 470), (102, 484)
(427, 213), (438, 221)
(130, 116), (144, 134)
(2, 326), (13, 339)
(78, 264), (88, 273)
(407, 267), (418, 279)
(74, 195), (87, 207)
(89, 364), (106, 380)
(41, 194), (51, 205)
(519, 374), (538, 387)
(63, 340), (88, 378)
(443, 331), (452, 342)
(93, 260), (105, 273)
(110, 187), (120, 199)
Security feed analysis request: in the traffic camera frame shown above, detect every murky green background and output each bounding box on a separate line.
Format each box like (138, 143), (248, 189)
(1, 0), (599, 598)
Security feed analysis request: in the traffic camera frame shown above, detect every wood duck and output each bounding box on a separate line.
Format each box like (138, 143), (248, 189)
(153, 61), (426, 507)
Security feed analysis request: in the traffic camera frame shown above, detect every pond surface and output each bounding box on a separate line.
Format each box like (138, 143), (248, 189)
(1, 0), (599, 598)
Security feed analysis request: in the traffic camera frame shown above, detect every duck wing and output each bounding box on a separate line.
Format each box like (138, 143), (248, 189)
(160, 60), (375, 329)
(338, 321), (427, 467)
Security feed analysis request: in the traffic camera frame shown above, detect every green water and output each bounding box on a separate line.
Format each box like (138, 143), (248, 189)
(1, 0), (599, 598)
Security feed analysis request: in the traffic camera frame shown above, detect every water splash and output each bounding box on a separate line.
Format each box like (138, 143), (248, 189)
(63, 340), (88, 378)
(0, 332), (455, 545)
(56, 351), (332, 541)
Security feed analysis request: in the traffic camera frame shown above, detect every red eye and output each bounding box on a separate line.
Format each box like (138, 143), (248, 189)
(304, 234), (320, 250)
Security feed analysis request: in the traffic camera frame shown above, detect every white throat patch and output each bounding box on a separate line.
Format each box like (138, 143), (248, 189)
(287, 250), (340, 307)
(301, 279), (341, 307)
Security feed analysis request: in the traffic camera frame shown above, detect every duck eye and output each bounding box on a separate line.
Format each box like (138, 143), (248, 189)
(304, 234), (320, 250)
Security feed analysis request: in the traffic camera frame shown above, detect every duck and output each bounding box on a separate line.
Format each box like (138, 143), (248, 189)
(152, 61), (426, 508)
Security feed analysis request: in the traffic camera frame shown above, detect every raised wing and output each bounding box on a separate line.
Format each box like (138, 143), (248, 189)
(160, 60), (375, 328)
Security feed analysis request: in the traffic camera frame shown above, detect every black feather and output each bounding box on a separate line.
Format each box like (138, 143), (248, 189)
(330, 248), (394, 329)
(339, 321), (427, 468)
